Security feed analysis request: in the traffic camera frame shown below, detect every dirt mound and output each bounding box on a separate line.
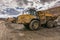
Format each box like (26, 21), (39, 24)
(0, 21), (25, 40)
(0, 21), (9, 40)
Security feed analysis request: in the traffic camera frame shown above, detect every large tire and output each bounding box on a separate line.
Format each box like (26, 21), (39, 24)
(53, 21), (57, 27)
(29, 20), (40, 30)
(47, 20), (57, 28)
(47, 20), (54, 28)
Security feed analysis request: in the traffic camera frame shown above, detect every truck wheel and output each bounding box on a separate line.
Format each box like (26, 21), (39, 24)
(29, 20), (40, 30)
(47, 20), (54, 28)
(53, 21), (57, 27)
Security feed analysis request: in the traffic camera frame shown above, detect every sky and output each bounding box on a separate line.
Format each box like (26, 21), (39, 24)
(0, 0), (60, 10)
(0, 0), (60, 18)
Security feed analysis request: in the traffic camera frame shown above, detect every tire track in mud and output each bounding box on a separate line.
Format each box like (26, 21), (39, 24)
(27, 26), (60, 37)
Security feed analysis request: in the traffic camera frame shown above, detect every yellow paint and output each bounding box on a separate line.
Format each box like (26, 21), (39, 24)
(16, 14), (37, 24)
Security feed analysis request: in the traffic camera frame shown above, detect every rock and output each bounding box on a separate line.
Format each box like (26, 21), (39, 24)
(19, 33), (25, 37)
(5, 23), (25, 30)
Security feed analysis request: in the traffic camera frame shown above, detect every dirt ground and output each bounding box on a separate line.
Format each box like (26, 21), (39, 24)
(0, 20), (60, 40)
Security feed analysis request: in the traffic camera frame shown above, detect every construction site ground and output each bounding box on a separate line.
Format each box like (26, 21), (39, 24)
(0, 19), (60, 40)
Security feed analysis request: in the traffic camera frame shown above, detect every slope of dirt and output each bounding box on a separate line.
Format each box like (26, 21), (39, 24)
(47, 6), (60, 15)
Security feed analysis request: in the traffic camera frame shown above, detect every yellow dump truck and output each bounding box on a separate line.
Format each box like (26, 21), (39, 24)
(6, 8), (58, 30)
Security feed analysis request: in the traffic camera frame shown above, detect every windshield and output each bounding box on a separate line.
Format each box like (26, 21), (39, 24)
(25, 8), (36, 15)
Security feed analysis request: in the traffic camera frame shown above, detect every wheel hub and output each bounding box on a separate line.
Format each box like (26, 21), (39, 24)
(33, 22), (39, 29)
